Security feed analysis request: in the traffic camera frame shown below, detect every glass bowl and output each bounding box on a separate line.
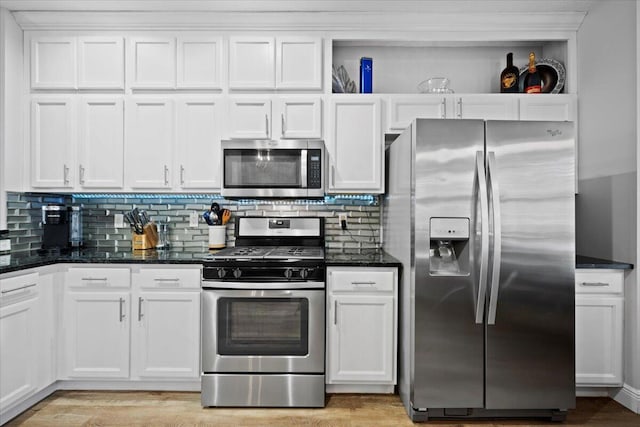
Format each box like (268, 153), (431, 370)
(417, 77), (454, 94)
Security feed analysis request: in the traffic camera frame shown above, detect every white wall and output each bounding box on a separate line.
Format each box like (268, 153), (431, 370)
(576, 0), (639, 410)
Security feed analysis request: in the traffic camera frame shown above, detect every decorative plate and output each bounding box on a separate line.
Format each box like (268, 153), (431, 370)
(518, 58), (566, 94)
(332, 65), (357, 93)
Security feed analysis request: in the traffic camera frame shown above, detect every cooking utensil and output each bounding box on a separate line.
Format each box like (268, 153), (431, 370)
(221, 209), (231, 225)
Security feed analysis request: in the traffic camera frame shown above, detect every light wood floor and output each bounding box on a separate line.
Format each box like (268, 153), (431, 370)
(5, 392), (639, 426)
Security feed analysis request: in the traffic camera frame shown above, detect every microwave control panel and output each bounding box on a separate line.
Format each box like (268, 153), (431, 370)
(308, 149), (322, 188)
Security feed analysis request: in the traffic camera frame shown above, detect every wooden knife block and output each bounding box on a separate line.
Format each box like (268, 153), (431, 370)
(132, 223), (158, 250)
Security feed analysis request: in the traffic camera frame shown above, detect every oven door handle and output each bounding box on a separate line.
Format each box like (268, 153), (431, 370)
(201, 281), (325, 290)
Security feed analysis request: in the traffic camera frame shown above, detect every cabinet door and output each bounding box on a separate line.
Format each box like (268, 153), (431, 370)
(519, 95), (576, 121)
(387, 95), (447, 130)
(227, 97), (272, 139)
(277, 97), (322, 139)
(454, 95), (519, 120)
(0, 295), (38, 409)
(575, 296), (623, 386)
(77, 37), (124, 89)
(177, 37), (222, 89)
(176, 98), (223, 189)
(78, 97), (124, 189)
(63, 292), (130, 378)
(125, 98), (174, 189)
(228, 37), (275, 89)
(328, 294), (394, 383)
(132, 291), (200, 379)
(31, 37), (76, 89)
(276, 37), (322, 90)
(129, 38), (176, 89)
(329, 97), (383, 193)
(31, 97), (75, 188)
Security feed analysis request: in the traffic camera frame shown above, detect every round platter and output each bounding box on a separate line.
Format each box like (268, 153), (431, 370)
(518, 58), (566, 94)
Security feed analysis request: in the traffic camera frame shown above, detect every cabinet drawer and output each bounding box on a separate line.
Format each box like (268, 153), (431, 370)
(0, 272), (39, 301)
(575, 270), (623, 295)
(67, 267), (130, 289)
(329, 269), (395, 293)
(134, 267), (200, 289)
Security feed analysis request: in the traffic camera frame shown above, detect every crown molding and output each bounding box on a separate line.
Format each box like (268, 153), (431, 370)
(12, 10), (587, 34)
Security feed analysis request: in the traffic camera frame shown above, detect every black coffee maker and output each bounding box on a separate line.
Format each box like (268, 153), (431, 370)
(42, 204), (70, 249)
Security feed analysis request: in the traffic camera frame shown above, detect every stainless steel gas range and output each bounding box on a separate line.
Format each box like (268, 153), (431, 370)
(200, 217), (326, 408)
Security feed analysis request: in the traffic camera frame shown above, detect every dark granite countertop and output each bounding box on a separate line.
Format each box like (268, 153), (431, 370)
(325, 249), (402, 267)
(576, 255), (633, 270)
(0, 247), (210, 274)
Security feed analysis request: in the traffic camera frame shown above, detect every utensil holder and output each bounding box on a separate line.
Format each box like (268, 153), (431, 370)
(208, 225), (226, 249)
(132, 223), (158, 250)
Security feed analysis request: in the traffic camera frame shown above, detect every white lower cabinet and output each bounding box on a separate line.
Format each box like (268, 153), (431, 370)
(575, 269), (624, 387)
(326, 267), (397, 392)
(62, 265), (201, 382)
(131, 267), (200, 379)
(0, 273), (40, 411)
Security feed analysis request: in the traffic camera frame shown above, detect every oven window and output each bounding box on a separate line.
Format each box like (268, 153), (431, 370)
(224, 149), (302, 188)
(217, 297), (309, 356)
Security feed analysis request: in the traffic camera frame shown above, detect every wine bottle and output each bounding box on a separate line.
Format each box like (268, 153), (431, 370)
(523, 52), (542, 93)
(500, 52), (519, 93)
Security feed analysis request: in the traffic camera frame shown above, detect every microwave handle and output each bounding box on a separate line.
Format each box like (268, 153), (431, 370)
(301, 149), (308, 188)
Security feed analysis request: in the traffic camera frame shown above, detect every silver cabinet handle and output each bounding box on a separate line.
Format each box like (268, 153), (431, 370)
(351, 281), (376, 286)
(180, 165), (185, 185)
(63, 164), (70, 185)
(334, 300), (338, 325)
(487, 152), (502, 326)
(1, 283), (37, 294)
(119, 297), (126, 322)
(457, 98), (463, 118)
(81, 277), (108, 281)
(473, 151), (489, 324)
(164, 165), (169, 186)
(281, 113), (286, 137)
(331, 165), (336, 187)
(441, 97), (446, 119)
(138, 297), (144, 321)
(79, 164), (85, 185)
(265, 114), (269, 138)
(154, 278), (180, 282)
(581, 282), (610, 287)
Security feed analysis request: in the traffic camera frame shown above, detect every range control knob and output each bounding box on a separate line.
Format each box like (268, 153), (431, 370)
(233, 268), (242, 279)
(299, 268), (309, 279)
(217, 268), (227, 279)
(284, 268), (294, 279)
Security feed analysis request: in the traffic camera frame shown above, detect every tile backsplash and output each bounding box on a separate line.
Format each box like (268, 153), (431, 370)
(5, 193), (381, 252)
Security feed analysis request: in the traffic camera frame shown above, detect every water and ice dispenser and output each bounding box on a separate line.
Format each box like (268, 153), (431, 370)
(429, 217), (470, 276)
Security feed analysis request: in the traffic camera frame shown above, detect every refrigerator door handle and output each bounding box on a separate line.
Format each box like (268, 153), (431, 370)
(487, 151), (502, 325)
(474, 151), (490, 324)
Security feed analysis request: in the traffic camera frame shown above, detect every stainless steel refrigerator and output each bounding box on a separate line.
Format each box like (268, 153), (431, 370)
(383, 119), (575, 421)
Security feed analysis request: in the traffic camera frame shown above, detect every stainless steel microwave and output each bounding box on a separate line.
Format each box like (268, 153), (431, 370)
(221, 140), (325, 198)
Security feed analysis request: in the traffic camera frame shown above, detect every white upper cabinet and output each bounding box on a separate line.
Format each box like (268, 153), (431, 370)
(31, 37), (77, 89)
(276, 37), (323, 90)
(176, 98), (223, 189)
(229, 36), (322, 90)
(125, 98), (174, 189)
(277, 97), (322, 139)
(227, 97), (272, 139)
(229, 37), (275, 89)
(453, 95), (519, 120)
(328, 97), (383, 193)
(387, 95), (447, 130)
(519, 95), (576, 121)
(128, 38), (176, 89)
(77, 37), (124, 89)
(176, 37), (223, 89)
(31, 36), (124, 90)
(78, 97), (124, 189)
(30, 97), (75, 188)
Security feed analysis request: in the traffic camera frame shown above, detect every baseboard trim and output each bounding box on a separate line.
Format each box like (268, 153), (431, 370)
(576, 387), (610, 397)
(611, 383), (640, 414)
(325, 383), (394, 394)
(0, 383), (57, 426)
